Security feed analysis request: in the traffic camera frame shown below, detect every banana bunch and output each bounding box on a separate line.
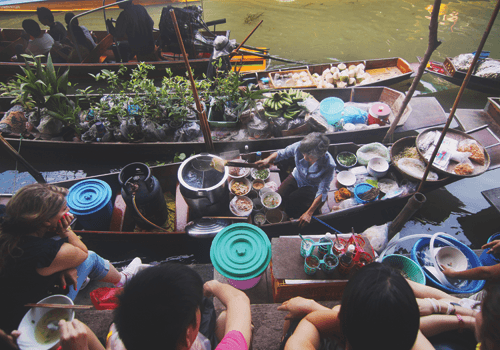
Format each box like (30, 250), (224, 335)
(263, 89), (310, 119)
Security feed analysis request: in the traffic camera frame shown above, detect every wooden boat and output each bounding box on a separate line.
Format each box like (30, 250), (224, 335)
(417, 56), (500, 93)
(0, 29), (268, 81)
(0, 0), (197, 12)
(0, 142), (467, 261)
(0, 86), (449, 164)
(244, 57), (413, 90)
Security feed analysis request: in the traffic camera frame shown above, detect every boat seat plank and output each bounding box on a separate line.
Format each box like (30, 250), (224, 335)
(82, 34), (113, 63)
(454, 109), (492, 132)
(398, 97), (447, 132)
(482, 187), (500, 215)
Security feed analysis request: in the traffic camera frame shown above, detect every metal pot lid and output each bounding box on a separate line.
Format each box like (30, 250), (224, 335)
(210, 223), (271, 280)
(185, 218), (230, 238)
(67, 179), (112, 215)
(369, 102), (391, 119)
(178, 154), (228, 191)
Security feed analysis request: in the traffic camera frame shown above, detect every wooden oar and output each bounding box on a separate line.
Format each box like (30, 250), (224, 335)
(170, 9), (214, 153)
(25, 303), (93, 310)
(231, 20), (263, 57)
(0, 134), (46, 184)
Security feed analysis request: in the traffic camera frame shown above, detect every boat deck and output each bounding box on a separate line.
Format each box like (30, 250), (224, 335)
(482, 187), (500, 215)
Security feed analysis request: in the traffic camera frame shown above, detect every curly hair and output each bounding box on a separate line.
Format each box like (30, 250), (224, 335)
(298, 132), (329, 160)
(0, 184), (68, 271)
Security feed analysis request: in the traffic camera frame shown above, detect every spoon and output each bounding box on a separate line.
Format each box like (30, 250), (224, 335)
(47, 320), (59, 331)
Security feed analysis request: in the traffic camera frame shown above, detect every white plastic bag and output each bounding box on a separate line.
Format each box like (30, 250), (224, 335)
(356, 142), (390, 165)
(362, 223), (389, 254)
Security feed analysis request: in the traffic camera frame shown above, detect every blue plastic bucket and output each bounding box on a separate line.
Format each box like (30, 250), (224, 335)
(67, 179), (113, 231)
(479, 233), (500, 266)
(319, 97), (344, 125)
(411, 235), (485, 294)
(354, 183), (376, 204)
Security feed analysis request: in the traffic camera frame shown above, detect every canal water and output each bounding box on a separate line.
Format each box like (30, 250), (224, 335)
(0, 0), (499, 257)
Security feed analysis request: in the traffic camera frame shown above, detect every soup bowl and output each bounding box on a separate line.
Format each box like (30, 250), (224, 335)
(17, 294), (75, 350)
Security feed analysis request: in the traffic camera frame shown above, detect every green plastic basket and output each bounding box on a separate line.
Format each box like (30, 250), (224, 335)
(382, 254), (426, 285)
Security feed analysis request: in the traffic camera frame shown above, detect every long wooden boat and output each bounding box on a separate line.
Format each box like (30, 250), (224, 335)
(0, 142), (469, 261)
(244, 57), (413, 90)
(0, 29), (268, 81)
(417, 56), (500, 93)
(0, 87), (449, 164)
(0, 0), (197, 12)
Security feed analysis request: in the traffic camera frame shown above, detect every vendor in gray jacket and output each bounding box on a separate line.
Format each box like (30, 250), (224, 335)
(256, 133), (335, 227)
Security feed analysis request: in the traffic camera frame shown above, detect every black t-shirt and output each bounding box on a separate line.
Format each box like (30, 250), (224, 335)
(115, 4), (155, 54)
(0, 235), (66, 333)
(49, 21), (67, 42)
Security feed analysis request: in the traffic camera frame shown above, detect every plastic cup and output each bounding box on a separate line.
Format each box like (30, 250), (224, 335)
(304, 255), (320, 275)
(318, 237), (333, 258)
(301, 238), (315, 257)
(321, 254), (339, 274)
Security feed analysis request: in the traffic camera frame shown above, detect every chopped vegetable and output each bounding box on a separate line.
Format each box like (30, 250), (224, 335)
(337, 152), (357, 166)
(253, 169), (269, 180)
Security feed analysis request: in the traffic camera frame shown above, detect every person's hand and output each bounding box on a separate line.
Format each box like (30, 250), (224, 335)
(441, 265), (457, 278)
(482, 239), (500, 255)
(297, 211), (312, 228)
(277, 297), (316, 320)
(203, 280), (220, 298)
(57, 213), (74, 237)
(0, 329), (21, 349)
(59, 268), (78, 291)
(255, 158), (271, 169)
(59, 320), (88, 350)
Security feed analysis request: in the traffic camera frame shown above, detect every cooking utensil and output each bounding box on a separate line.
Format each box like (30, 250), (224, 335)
(24, 303), (93, 309)
(211, 158), (260, 172)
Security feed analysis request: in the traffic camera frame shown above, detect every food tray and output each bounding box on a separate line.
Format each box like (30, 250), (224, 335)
(416, 128), (490, 177)
(268, 69), (317, 89)
(390, 136), (449, 183)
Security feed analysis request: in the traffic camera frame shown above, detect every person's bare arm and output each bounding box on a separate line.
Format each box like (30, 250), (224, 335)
(255, 152), (278, 169)
(298, 196), (323, 228)
(419, 315), (475, 337)
(203, 281), (252, 347)
(411, 331), (435, 350)
(58, 213), (88, 253)
(442, 263), (500, 280)
(277, 297), (331, 320)
(285, 309), (341, 350)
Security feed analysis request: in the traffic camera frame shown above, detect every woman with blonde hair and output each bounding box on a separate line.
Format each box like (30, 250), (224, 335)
(0, 184), (141, 333)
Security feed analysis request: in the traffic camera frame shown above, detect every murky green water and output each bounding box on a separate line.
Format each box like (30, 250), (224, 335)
(0, 0), (498, 65)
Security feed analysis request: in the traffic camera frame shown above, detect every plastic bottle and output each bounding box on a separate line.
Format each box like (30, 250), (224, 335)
(338, 244), (355, 277)
(95, 121), (106, 141)
(85, 109), (95, 122)
(256, 151), (262, 161)
(318, 232), (333, 258)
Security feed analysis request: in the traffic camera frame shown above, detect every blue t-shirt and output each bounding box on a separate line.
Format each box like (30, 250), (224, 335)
(275, 141), (336, 201)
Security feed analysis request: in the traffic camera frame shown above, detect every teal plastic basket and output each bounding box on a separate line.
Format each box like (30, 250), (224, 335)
(382, 254), (426, 285)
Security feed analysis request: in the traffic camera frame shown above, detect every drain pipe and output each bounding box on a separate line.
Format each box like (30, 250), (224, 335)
(388, 192), (427, 238)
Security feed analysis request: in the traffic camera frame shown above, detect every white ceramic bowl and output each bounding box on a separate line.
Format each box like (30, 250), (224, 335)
(227, 159), (251, 179)
(251, 168), (271, 181)
(17, 295), (75, 350)
(336, 171), (356, 187)
(252, 179), (266, 191)
(230, 196), (253, 216)
(229, 178), (251, 196)
(436, 246), (468, 272)
(261, 192), (282, 210)
(367, 157), (389, 178)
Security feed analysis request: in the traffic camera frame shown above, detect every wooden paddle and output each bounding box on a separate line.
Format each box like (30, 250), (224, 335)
(210, 158), (279, 173)
(25, 303), (93, 310)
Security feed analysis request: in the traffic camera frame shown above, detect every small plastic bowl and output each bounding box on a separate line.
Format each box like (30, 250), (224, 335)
(229, 196), (253, 217)
(367, 156), (389, 178)
(382, 254), (426, 284)
(252, 179), (266, 191)
(354, 183), (377, 204)
(261, 191), (282, 210)
(17, 295), (75, 350)
(229, 178), (251, 196)
(336, 151), (358, 169)
(436, 246), (468, 272)
(266, 208), (284, 224)
(337, 171), (356, 187)
(251, 168), (270, 181)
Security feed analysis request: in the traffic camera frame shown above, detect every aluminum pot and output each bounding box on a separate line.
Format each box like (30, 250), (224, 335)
(178, 154), (229, 216)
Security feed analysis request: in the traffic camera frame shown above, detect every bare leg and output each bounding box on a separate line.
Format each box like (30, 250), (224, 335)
(99, 264), (121, 284)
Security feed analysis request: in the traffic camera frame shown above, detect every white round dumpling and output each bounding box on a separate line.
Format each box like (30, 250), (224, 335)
(348, 70), (356, 79)
(349, 77), (356, 85)
(356, 63), (365, 71)
(338, 63), (347, 71)
(333, 72), (340, 81)
(292, 73), (300, 81)
(322, 69), (330, 77)
(312, 73), (320, 78)
(300, 71), (308, 78)
(348, 65), (357, 71)
(336, 81), (347, 88)
(325, 82), (335, 88)
(325, 73), (334, 84)
(330, 67), (339, 74)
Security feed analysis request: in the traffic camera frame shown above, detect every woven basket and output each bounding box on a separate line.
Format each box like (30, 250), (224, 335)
(382, 254), (426, 284)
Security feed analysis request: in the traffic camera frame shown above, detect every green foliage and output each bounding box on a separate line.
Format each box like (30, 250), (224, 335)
(0, 54), (81, 133)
